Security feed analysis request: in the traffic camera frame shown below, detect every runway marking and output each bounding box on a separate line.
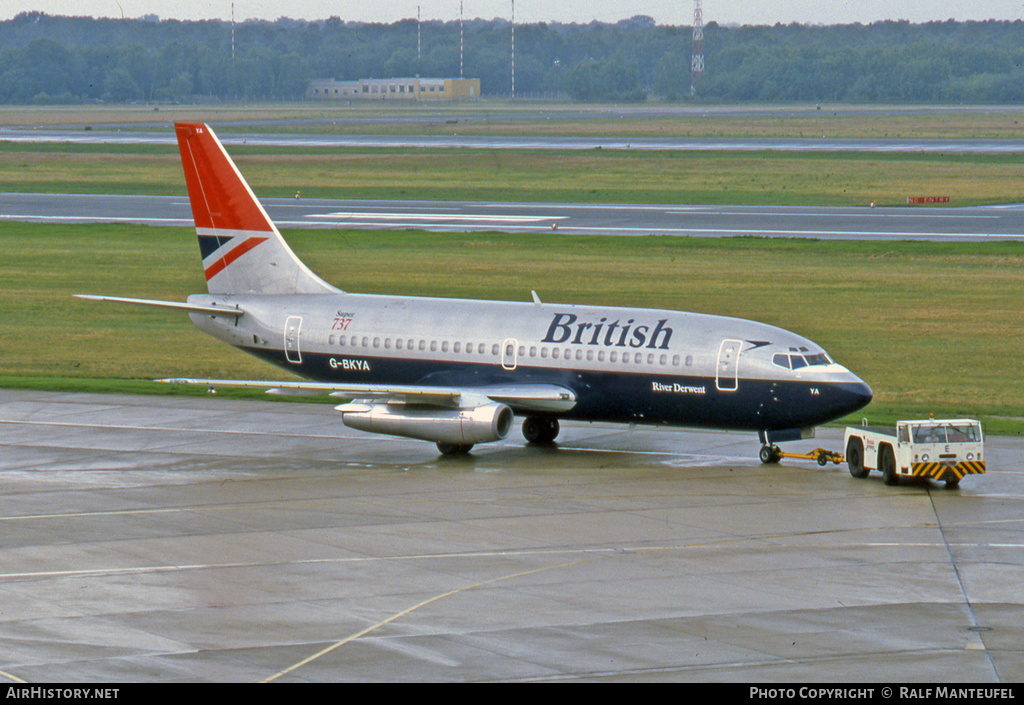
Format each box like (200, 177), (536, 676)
(308, 212), (564, 223)
(260, 551), (613, 683)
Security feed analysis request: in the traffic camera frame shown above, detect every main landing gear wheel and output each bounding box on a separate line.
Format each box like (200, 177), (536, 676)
(523, 417), (560, 445)
(759, 445), (782, 465)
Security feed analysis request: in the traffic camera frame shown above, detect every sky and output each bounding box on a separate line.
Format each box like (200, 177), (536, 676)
(3, 0), (1023, 26)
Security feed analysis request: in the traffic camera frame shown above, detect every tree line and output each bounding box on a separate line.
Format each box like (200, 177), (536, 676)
(2, 12), (1024, 104)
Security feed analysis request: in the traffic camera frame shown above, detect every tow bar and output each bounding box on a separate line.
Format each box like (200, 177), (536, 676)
(761, 445), (845, 466)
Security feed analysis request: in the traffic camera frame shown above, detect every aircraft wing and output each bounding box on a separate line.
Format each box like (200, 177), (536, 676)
(156, 378), (577, 413)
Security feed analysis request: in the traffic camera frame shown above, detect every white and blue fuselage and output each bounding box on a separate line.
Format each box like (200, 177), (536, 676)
(187, 291), (872, 441)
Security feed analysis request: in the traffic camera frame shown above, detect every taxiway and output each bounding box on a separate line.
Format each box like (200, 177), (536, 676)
(3, 192), (1023, 240)
(3, 126), (1024, 154)
(1, 390), (1022, 682)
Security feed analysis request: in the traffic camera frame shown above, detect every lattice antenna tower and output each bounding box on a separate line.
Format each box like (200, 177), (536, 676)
(691, 0), (704, 94)
(511, 0), (516, 99)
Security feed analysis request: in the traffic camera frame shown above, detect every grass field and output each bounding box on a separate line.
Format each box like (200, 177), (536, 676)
(1, 144), (1022, 207)
(4, 103), (1024, 139)
(3, 222), (1023, 432)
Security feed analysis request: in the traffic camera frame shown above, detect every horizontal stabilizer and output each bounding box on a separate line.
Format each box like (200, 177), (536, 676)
(75, 295), (244, 317)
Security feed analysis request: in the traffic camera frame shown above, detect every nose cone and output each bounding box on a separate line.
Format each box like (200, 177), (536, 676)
(837, 378), (873, 417)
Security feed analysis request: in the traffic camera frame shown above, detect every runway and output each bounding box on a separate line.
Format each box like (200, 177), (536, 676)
(4, 126), (1024, 154)
(4, 192), (1024, 240)
(2, 390), (1022, 682)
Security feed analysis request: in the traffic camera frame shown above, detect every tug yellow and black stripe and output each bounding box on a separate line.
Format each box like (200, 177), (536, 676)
(910, 461), (986, 481)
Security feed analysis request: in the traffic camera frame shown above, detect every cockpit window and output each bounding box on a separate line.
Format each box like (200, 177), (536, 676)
(773, 349), (833, 370)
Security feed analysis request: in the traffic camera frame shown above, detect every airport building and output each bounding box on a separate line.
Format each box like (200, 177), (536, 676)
(307, 77), (481, 101)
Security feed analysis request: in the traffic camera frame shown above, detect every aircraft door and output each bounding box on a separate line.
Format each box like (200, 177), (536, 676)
(285, 316), (302, 364)
(716, 339), (741, 391)
(501, 338), (518, 371)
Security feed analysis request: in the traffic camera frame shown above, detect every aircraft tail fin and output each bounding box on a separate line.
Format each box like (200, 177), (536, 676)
(174, 122), (339, 296)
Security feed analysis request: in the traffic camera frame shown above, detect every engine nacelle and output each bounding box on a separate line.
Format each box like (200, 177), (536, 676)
(337, 401), (515, 446)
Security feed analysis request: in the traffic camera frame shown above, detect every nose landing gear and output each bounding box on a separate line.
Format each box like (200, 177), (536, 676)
(759, 444), (782, 464)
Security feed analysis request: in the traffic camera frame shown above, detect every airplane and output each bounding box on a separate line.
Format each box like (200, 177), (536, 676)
(78, 122), (873, 460)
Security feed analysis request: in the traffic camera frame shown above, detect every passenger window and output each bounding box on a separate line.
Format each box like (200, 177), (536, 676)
(329, 335), (335, 345)
(552, 348), (560, 360)
(453, 342), (461, 353)
(530, 346), (537, 357)
(610, 351), (617, 362)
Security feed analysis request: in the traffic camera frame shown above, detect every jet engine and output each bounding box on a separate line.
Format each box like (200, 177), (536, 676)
(337, 400), (514, 452)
